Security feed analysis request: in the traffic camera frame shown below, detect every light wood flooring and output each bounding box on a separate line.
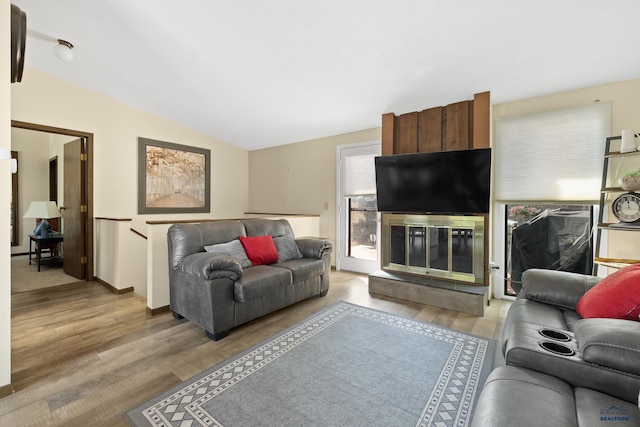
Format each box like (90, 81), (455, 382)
(1, 270), (511, 426)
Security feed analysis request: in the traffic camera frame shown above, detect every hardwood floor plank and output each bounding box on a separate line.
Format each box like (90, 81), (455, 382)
(471, 298), (503, 339)
(49, 369), (181, 424)
(0, 398), (51, 427)
(1, 271), (510, 426)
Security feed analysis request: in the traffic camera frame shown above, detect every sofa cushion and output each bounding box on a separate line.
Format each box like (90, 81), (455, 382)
(273, 235), (303, 263)
(204, 239), (252, 269)
(575, 318), (640, 376)
(471, 366), (577, 427)
(520, 269), (600, 311)
(274, 258), (324, 283)
(240, 235), (279, 266)
(242, 218), (294, 238)
(576, 264), (640, 321)
(168, 221), (247, 268)
(234, 265), (292, 302)
(574, 387), (640, 426)
(471, 365), (640, 427)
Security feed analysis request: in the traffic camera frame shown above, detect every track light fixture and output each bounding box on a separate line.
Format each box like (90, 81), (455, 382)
(54, 39), (74, 62)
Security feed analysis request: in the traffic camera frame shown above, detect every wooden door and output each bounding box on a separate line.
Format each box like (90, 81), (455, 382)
(63, 138), (86, 279)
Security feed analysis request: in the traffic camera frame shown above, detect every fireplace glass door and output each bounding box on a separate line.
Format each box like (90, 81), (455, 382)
(452, 228), (473, 274)
(429, 227), (448, 271)
(390, 225), (405, 265)
(408, 226), (426, 268)
(382, 214), (485, 284)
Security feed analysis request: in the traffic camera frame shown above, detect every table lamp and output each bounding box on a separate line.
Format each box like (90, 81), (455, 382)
(23, 201), (61, 238)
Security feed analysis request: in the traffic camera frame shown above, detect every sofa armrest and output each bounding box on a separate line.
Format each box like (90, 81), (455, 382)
(575, 318), (640, 376)
(295, 238), (333, 259)
(177, 252), (243, 281)
(520, 269), (601, 310)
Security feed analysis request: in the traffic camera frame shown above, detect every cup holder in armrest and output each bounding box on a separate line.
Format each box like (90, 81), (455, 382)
(538, 329), (571, 342)
(539, 341), (575, 356)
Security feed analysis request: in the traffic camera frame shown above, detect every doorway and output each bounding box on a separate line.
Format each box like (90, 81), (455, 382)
(336, 142), (381, 274)
(10, 121), (94, 287)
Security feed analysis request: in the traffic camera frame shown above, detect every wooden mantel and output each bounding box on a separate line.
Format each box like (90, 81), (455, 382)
(382, 91), (491, 155)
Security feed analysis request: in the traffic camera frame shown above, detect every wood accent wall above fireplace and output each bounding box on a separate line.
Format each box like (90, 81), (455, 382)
(382, 91), (490, 155)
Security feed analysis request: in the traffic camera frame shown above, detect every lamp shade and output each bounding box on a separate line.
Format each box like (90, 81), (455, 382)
(0, 148), (10, 160)
(23, 201), (61, 219)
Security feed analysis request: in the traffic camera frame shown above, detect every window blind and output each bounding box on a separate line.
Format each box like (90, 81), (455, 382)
(494, 102), (611, 202)
(343, 153), (377, 196)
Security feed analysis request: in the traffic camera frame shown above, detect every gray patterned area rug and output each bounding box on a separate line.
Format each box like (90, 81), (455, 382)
(125, 301), (496, 427)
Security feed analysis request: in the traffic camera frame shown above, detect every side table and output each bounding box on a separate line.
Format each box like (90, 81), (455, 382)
(28, 234), (64, 272)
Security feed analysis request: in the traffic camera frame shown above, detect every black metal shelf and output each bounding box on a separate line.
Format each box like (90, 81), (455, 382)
(604, 150), (640, 158)
(597, 222), (640, 231)
(594, 135), (640, 275)
(600, 187), (624, 193)
(594, 257), (640, 270)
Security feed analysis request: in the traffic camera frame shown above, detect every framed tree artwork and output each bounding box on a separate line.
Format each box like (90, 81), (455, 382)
(137, 137), (211, 214)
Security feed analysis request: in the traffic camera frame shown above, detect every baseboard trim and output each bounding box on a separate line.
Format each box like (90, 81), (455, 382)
(147, 305), (170, 317)
(95, 277), (134, 295)
(0, 383), (14, 398)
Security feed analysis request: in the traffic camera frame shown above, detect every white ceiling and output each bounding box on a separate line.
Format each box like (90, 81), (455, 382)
(12, 0), (640, 151)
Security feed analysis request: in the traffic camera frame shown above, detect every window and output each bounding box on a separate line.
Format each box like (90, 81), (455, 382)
(493, 103), (610, 297)
(504, 204), (593, 296)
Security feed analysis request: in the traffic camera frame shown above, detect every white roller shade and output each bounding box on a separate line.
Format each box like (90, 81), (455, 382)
(343, 153), (377, 196)
(495, 102), (611, 202)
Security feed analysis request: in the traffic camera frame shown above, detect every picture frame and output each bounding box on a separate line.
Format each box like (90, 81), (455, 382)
(137, 137), (211, 214)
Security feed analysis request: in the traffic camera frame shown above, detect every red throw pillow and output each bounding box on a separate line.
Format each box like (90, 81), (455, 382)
(239, 235), (279, 266)
(576, 264), (640, 321)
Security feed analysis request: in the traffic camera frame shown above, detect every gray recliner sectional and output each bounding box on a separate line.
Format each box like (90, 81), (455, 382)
(472, 269), (640, 426)
(167, 218), (332, 340)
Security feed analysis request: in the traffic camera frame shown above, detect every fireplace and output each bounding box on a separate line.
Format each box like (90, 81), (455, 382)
(381, 213), (486, 285)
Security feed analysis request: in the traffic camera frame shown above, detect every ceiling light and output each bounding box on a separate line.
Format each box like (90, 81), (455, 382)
(54, 39), (74, 62)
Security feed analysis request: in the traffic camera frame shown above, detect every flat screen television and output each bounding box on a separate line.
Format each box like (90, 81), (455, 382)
(375, 148), (491, 214)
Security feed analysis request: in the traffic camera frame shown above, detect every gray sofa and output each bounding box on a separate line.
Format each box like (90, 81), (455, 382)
(472, 269), (640, 426)
(167, 219), (332, 340)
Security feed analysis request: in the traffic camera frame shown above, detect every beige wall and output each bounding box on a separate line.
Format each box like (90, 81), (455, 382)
(12, 67), (250, 221)
(248, 127), (381, 260)
(1, 0), (12, 392)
